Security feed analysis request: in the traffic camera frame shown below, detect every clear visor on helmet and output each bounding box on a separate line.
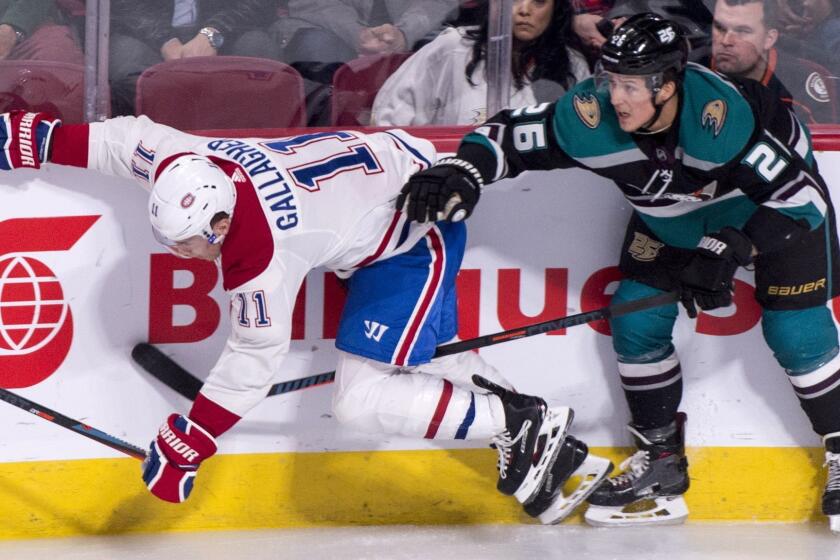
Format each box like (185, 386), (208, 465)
(594, 62), (664, 100)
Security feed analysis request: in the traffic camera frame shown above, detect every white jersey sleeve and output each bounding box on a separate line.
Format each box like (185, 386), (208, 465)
(83, 115), (211, 190)
(199, 244), (311, 417)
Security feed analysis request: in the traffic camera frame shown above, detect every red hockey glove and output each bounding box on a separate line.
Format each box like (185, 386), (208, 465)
(679, 227), (754, 318)
(397, 157), (483, 223)
(0, 111), (62, 170)
(142, 413), (217, 503)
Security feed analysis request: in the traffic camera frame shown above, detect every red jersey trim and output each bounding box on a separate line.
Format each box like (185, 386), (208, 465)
(353, 210), (404, 269)
(49, 124), (90, 167)
(211, 157), (275, 291)
(189, 392), (242, 437)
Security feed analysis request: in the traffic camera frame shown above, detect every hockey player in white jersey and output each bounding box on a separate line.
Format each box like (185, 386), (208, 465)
(0, 110), (611, 523)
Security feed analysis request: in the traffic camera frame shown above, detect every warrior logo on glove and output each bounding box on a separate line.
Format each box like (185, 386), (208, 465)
(142, 414), (217, 503)
(0, 111), (62, 170)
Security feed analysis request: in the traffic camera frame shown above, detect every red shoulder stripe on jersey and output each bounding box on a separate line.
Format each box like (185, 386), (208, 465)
(49, 124), (90, 167)
(211, 157), (275, 291)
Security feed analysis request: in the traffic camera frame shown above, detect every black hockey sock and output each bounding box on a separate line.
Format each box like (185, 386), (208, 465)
(624, 376), (683, 430)
(797, 382), (840, 441)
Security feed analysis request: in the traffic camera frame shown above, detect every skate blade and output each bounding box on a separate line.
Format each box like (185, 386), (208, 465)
(830, 515), (840, 534)
(538, 454), (613, 525)
(513, 406), (573, 504)
(584, 495), (688, 527)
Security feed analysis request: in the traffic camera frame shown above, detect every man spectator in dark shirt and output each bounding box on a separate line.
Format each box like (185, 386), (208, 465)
(710, 0), (837, 123)
(109, 0), (280, 116)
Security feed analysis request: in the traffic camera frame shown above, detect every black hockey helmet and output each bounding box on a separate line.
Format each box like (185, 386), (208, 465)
(600, 13), (689, 78)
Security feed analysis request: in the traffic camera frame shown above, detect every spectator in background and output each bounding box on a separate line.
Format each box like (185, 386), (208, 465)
(0, 0), (83, 64)
(372, 0), (589, 126)
(710, 0), (837, 123)
(570, 0), (616, 63)
(109, 0), (280, 117)
(571, 0), (713, 66)
(773, 0), (840, 74)
(273, 0), (456, 84)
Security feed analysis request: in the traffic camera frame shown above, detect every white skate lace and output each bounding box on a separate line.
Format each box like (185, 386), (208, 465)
(491, 420), (533, 480)
(608, 450), (650, 487)
(825, 452), (840, 493)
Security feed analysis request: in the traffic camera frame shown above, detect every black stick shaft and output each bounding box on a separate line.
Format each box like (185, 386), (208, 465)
(133, 291), (677, 401)
(432, 290), (679, 357)
(0, 387), (146, 460)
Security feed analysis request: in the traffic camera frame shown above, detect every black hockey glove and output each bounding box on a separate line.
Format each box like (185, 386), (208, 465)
(679, 227), (754, 318)
(397, 157), (483, 223)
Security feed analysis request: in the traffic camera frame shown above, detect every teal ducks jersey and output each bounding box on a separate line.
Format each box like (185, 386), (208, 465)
(457, 63), (828, 251)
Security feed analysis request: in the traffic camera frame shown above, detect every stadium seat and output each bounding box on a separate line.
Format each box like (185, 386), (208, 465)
(56, 0), (86, 16)
(330, 53), (411, 126)
(135, 56), (306, 130)
(0, 61), (87, 124)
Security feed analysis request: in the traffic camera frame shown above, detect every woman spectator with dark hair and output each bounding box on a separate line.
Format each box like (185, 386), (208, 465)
(372, 0), (589, 126)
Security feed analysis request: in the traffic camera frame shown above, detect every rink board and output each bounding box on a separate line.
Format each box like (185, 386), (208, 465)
(0, 127), (839, 538)
(0, 446), (826, 539)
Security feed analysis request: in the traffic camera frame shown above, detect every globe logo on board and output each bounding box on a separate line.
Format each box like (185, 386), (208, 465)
(0, 255), (70, 355)
(0, 215), (99, 388)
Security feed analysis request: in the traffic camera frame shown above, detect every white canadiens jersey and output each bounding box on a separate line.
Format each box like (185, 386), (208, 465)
(83, 116), (437, 416)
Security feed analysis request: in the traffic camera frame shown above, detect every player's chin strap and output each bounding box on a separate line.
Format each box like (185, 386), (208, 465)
(634, 100), (673, 135)
(635, 107), (669, 135)
(634, 79), (679, 135)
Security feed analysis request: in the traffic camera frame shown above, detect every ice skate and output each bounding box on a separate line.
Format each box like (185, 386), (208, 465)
(523, 435), (613, 524)
(823, 449), (840, 534)
(585, 413), (689, 527)
(473, 374), (571, 504)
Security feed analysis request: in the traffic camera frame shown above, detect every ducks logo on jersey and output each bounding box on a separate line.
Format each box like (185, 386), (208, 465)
(573, 94), (601, 129)
(701, 100), (727, 137)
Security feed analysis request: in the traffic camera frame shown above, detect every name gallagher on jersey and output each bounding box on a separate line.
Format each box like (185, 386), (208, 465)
(206, 139), (299, 231)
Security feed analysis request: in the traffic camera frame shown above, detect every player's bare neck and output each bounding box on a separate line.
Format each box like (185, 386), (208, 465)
(637, 93), (679, 135)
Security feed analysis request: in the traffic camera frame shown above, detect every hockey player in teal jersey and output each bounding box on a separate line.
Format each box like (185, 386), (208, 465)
(397, 12), (840, 531)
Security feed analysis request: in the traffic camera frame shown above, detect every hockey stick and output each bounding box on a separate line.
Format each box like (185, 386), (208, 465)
(432, 289), (680, 356)
(131, 342), (337, 401)
(132, 290), (679, 401)
(0, 387), (146, 460)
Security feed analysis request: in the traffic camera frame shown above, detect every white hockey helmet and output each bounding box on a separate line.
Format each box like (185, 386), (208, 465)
(148, 154), (236, 246)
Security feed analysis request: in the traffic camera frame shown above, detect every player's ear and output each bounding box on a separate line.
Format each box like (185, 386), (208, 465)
(212, 216), (231, 237)
(657, 81), (677, 104)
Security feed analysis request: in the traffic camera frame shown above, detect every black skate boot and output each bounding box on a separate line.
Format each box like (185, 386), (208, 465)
(472, 374), (572, 504)
(585, 412), (689, 527)
(822, 435), (840, 534)
(523, 435), (613, 524)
